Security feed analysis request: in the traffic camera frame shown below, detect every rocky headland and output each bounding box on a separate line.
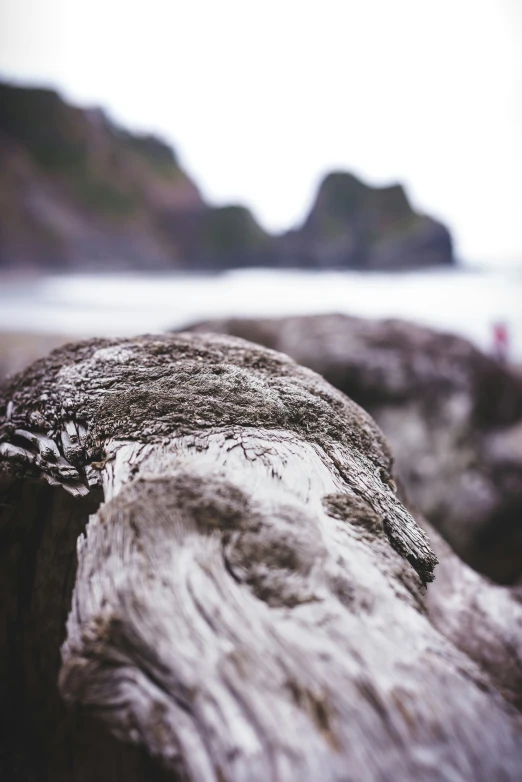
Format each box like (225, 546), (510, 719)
(0, 81), (454, 272)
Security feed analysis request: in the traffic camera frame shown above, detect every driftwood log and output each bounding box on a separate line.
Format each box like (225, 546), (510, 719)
(185, 314), (522, 584)
(1, 332), (521, 781)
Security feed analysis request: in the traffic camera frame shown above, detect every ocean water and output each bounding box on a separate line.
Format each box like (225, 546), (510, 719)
(1, 263), (521, 360)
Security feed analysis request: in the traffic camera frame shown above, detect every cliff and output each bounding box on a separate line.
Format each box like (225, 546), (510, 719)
(0, 81), (454, 272)
(0, 82), (206, 271)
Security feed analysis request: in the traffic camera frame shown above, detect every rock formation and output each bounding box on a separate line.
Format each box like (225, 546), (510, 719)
(1, 333), (521, 780)
(277, 172), (453, 270)
(0, 81), (454, 271)
(185, 315), (522, 583)
(0, 82), (206, 271)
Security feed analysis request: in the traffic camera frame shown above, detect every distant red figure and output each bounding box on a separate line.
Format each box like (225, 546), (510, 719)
(492, 321), (510, 363)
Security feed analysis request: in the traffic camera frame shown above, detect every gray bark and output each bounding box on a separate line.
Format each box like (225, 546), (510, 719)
(184, 314), (522, 583)
(1, 332), (521, 781)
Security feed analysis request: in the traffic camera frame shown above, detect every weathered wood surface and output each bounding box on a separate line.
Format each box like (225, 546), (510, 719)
(185, 314), (522, 584)
(423, 516), (522, 709)
(1, 333), (521, 781)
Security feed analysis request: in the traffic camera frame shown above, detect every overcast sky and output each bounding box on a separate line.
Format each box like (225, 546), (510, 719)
(1, 0), (521, 262)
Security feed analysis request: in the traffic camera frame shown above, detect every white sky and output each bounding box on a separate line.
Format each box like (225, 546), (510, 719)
(1, 0), (521, 262)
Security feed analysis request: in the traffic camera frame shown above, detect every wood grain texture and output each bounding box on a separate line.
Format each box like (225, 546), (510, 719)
(184, 313), (522, 583)
(1, 333), (521, 781)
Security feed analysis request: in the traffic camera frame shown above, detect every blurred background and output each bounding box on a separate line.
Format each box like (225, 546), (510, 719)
(0, 0), (521, 373)
(1, 0), (522, 582)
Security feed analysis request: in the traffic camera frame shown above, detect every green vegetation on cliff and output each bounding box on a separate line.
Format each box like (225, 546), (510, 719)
(0, 83), (199, 220)
(202, 206), (270, 258)
(0, 84), (87, 170)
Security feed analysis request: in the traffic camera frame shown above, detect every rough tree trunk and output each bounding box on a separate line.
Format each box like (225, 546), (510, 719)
(1, 333), (521, 781)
